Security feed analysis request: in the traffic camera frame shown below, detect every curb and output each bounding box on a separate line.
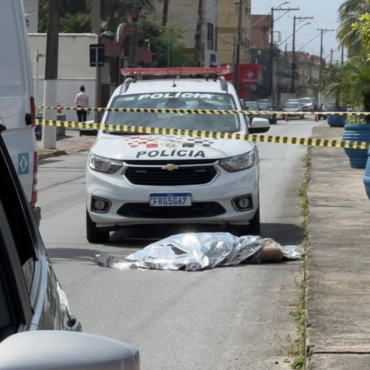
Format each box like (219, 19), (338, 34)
(38, 147), (91, 160)
(38, 150), (67, 160)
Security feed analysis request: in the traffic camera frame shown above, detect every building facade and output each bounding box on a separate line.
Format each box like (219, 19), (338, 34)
(153, 0), (219, 66)
(217, 0), (252, 67)
(23, 0), (39, 33)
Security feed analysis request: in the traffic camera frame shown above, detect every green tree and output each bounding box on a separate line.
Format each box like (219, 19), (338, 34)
(337, 0), (370, 55)
(351, 13), (370, 51)
(137, 16), (191, 67)
(38, 0), (157, 33)
(324, 53), (370, 121)
(60, 13), (92, 33)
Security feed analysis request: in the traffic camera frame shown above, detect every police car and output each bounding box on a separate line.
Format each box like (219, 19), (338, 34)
(86, 67), (270, 243)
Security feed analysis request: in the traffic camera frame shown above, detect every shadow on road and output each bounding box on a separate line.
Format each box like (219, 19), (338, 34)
(261, 223), (304, 246)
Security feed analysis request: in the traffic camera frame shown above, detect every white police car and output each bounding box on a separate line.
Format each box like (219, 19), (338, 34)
(86, 67), (270, 243)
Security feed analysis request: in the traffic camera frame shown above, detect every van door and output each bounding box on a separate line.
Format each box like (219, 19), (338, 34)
(0, 0), (38, 208)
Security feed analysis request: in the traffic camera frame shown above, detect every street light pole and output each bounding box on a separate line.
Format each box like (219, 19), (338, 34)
(291, 16), (313, 95)
(269, 4), (298, 100)
(233, 0), (243, 92)
(194, 0), (204, 67)
(41, 0), (60, 150)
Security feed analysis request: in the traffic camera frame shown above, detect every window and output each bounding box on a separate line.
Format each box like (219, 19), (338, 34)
(207, 23), (214, 50)
(0, 136), (37, 293)
(0, 202), (21, 342)
(106, 92), (240, 133)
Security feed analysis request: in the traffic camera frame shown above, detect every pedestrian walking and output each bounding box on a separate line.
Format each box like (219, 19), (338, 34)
(74, 85), (90, 122)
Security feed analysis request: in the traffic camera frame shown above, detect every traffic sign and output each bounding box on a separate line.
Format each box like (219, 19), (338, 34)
(90, 44), (105, 67)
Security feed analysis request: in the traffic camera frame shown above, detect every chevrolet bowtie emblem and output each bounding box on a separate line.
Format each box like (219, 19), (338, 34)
(162, 164), (179, 171)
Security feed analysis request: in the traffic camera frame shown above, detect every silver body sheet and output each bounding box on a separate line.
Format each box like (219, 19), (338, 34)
(93, 233), (301, 272)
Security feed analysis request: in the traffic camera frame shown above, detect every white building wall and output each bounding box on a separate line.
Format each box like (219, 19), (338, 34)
(23, 0), (38, 33)
(28, 34), (98, 121)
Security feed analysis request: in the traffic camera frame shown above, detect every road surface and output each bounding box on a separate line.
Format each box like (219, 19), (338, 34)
(38, 118), (316, 369)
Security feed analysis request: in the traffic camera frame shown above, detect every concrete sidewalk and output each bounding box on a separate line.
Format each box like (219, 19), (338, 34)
(37, 130), (95, 159)
(306, 123), (370, 368)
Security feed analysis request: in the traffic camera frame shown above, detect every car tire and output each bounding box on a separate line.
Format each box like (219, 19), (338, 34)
(86, 210), (110, 244)
(237, 207), (261, 237)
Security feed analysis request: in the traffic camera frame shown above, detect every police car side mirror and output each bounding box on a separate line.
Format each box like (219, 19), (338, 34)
(249, 117), (270, 134)
(0, 331), (140, 370)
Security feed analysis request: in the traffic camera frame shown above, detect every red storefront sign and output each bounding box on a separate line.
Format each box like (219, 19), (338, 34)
(220, 64), (262, 85)
(241, 64), (261, 85)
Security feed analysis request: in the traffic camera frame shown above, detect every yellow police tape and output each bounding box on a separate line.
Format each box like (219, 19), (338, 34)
(37, 105), (370, 117)
(36, 119), (370, 150)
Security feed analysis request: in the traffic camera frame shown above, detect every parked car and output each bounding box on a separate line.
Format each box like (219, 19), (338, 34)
(281, 101), (304, 119)
(239, 99), (246, 109)
(0, 117), (141, 368)
(298, 97), (315, 113)
(318, 101), (337, 120)
(257, 102), (277, 124)
(245, 101), (260, 123)
(0, 0), (40, 225)
(0, 116), (81, 344)
(86, 67), (271, 241)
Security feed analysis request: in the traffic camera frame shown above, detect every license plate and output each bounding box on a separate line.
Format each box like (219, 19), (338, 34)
(149, 193), (192, 207)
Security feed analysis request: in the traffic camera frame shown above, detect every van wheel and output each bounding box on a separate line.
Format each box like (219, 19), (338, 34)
(86, 211), (110, 244)
(237, 207), (261, 237)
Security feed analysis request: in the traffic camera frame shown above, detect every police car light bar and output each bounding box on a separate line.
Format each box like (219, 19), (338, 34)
(120, 67), (230, 77)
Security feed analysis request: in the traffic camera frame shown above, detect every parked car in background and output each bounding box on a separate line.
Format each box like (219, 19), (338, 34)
(281, 101), (304, 120)
(239, 99), (246, 109)
(257, 102), (277, 124)
(298, 97), (315, 113)
(245, 101), (259, 124)
(318, 101), (337, 120)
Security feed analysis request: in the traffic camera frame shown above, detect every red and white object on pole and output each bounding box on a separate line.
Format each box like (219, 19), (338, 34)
(120, 67), (230, 77)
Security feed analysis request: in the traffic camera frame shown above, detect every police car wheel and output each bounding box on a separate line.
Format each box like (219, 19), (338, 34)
(86, 210), (110, 244)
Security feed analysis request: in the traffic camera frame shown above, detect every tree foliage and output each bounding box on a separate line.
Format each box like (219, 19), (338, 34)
(324, 53), (370, 119)
(38, 0), (157, 33)
(351, 13), (370, 51)
(337, 0), (370, 56)
(138, 16), (191, 67)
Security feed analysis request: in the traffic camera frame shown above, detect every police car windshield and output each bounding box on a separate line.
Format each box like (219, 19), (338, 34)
(105, 92), (240, 133)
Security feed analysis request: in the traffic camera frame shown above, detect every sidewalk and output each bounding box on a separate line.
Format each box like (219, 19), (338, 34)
(306, 123), (370, 368)
(37, 130), (95, 159)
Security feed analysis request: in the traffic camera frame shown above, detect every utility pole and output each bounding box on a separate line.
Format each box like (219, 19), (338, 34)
(269, 5), (299, 100)
(291, 16), (313, 95)
(41, 0), (60, 150)
(128, 2), (141, 68)
(233, 0), (243, 93)
(330, 48), (334, 64)
(193, 0), (204, 67)
(92, 0), (100, 35)
(232, 34), (236, 71)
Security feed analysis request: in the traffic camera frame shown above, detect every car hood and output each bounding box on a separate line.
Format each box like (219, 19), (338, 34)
(90, 134), (254, 160)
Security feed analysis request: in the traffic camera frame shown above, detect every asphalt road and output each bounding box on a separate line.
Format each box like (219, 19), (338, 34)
(38, 119), (316, 369)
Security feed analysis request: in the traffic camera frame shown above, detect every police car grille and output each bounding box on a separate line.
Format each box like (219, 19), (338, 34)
(125, 165), (217, 186)
(117, 202), (226, 218)
(124, 159), (217, 165)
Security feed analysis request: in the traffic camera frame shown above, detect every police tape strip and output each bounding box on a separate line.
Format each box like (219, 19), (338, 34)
(37, 105), (370, 116)
(36, 119), (370, 150)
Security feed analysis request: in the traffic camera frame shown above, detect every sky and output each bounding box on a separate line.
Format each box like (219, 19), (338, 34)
(251, 0), (345, 63)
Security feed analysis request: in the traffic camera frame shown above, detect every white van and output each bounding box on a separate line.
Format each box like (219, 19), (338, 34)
(0, 0), (40, 222)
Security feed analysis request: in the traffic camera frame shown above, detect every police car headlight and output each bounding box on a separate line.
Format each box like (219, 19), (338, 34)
(88, 153), (123, 174)
(219, 151), (255, 172)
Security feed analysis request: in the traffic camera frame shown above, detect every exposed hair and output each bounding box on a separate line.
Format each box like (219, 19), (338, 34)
(80, 85), (85, 92)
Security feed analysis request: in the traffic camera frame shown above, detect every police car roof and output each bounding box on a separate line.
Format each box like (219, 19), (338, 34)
(121, 78), (229, 95)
